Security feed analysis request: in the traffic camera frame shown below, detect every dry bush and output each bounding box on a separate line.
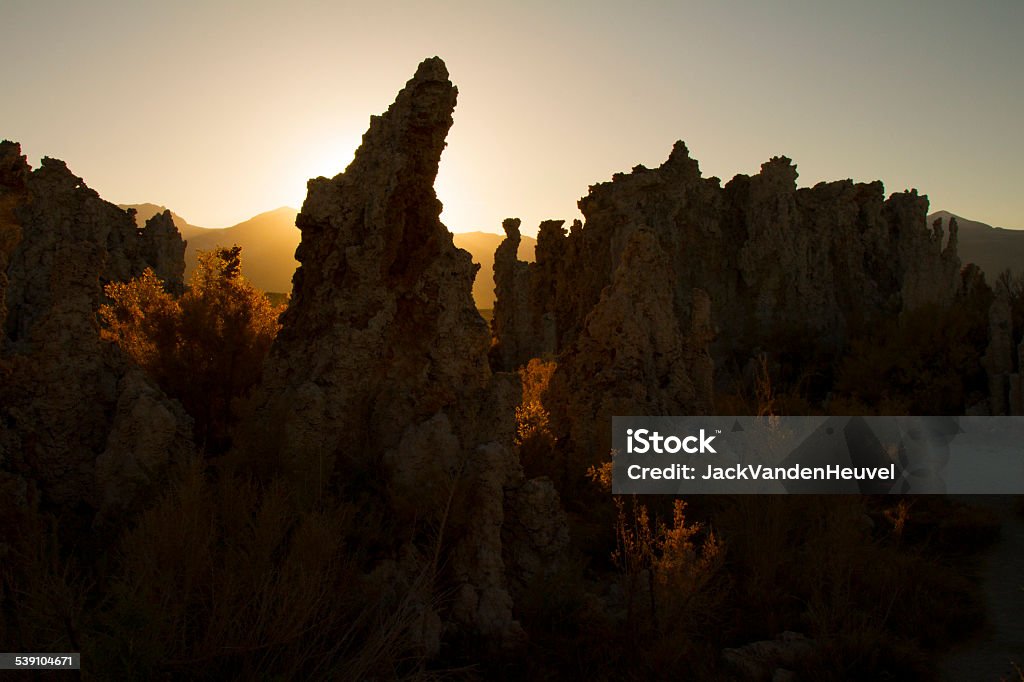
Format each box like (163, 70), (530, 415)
(586, 459), (613, 493)
(100, 268), (179, 369)
(514, 359), (560, 483)
(883, 498), (912, 544)
(612, 497), (724, 633)
(499, 493), (726, 681)
(100, 246), (282, 452)
(714, 352), (824, 418)
(0, 480), (90, 658)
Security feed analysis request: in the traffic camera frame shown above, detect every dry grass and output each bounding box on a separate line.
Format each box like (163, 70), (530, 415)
(1, 456), (442, 681)
(0, 495), (90, 659)
(612, 498), (723, 628)
(87, 456), (438, 681)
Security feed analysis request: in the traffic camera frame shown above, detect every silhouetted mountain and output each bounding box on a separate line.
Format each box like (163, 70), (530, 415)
(122, 205), (300, 293)
(186, 207), (300, 293)
(929, 211), (1024, 279)
(124, 203), (535, 304)
(120, 203), (208, 240)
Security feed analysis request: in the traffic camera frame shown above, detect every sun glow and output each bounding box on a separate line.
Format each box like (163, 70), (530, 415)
(284, 132), (362, 209)
(282, 129), (480, 235)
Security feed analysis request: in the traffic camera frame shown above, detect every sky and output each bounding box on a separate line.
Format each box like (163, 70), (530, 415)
(3, 1), (1022, 235)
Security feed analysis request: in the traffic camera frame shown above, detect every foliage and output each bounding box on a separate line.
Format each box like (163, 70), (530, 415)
(514, 359), (559, 481)
(711, 495), (987, 680)
(612, 497), (723, 631)
(100, 246), (282, 452)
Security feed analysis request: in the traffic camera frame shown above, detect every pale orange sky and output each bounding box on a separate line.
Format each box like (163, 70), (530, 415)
(3, 1), (1022, 235)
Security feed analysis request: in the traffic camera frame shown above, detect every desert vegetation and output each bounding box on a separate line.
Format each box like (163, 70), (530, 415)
(100, 246), (283, 453)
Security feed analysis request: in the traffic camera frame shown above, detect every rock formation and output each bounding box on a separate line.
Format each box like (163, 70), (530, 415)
(544, 228), (714, 460)
(490, 143), (964, 459)
(0, 141), (192, 524)
(494, 143), (962, 379)
(131, 207), (187, 295)
(490, 218), (559, 368)
(983, 287), (1023, 415)
(233, 58), (566, 649)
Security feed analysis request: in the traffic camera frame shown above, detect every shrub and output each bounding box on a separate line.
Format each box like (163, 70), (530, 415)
(612, 497), (723, 632)
(100, 246), (282, 452)
(514, 359), (560, 482)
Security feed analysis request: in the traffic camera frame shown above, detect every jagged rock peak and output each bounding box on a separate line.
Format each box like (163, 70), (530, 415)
(943, 215), (959, 257)
(0, 142), (29, 333)
(492, 138), (963, 409)
(537, 219), (568, 251)
(290, 56), (459, 319)
(758, 155), (798, 190)
(0, 141), (29, 188)
(663, 139), (701, 175)
(237, 59), (567, 649)
(502, 217), (522, 240)
(258, 54), (480, 484)
(414, 55), (450, 81)
(332, 55), (456, 192)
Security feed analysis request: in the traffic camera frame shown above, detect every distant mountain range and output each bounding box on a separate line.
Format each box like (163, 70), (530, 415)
(928, 211), (1024, 280)
(123, 203), (1018, 305)
(121, 204), (536, 307)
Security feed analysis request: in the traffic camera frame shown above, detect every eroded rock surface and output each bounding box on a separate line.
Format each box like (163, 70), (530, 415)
(234, 58), (567, 648)
(494, 143), (962, 376)
(544, 229), (714, 459)
(0, 141), (192, 523)
(490, 218), (564, 369)
(491, 143), (964, 461)
(984, 287), (1023, 415)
